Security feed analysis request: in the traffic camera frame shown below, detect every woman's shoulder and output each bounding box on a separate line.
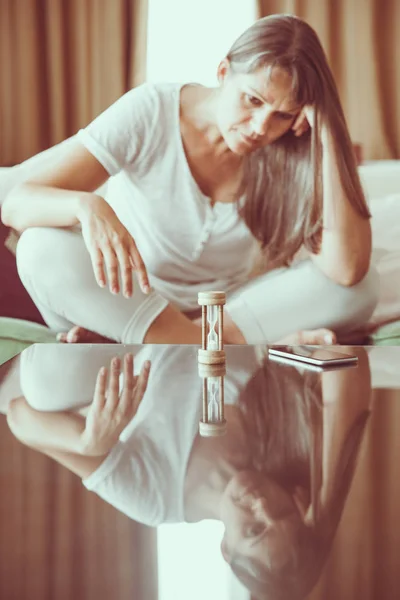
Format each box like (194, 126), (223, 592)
(107, 81), (183, 118)
(116, 81), (185, 134)
(129, 80), (185, 106)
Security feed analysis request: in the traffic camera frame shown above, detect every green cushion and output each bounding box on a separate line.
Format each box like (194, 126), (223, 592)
(2, 315), (400, 364)
(371, 320), (400, 346)
(0, 317), (57, 365)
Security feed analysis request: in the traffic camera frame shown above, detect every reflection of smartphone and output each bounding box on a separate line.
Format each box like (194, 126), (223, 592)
(268, 345), (358, 368)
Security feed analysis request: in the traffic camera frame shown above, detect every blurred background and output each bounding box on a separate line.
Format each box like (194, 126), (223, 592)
(0, 0), (399, 166)
(1, 3), (400, 599)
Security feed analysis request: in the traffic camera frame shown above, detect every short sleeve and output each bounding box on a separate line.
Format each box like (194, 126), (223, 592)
(76, 83), (158, 176)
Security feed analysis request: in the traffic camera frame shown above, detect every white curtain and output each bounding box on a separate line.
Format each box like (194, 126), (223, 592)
(147, 0), (257, 85)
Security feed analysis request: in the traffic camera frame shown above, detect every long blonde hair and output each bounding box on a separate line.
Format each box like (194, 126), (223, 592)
(227, 14), (370, 267)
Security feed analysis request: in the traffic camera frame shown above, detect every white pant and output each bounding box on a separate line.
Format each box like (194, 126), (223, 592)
(16, 227), (379, 343)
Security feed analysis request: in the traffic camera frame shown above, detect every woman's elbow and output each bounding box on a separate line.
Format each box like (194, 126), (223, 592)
(1, 200), (12, 227)
(340, 230), (372, 287)
(336, 256), (371, 287)
(1, 193), (19, 229)
(1, 195), (26, 232)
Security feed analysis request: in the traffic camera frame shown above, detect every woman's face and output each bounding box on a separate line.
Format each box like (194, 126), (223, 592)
(219, 470), (308, 569)
(216, 63), (302, 156)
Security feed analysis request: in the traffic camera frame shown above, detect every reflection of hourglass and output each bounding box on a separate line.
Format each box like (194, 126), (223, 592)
(198, 362), (227, 437)
(198, 291), (226, 365)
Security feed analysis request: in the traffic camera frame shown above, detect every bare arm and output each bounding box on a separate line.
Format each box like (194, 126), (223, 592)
(1, 139), (109, 232)
(319, 347), (371, 508)
(1, 139), (150, 295)
(310, 132), (372, 286)
(6, 354), (150, 479)
(320, 346), (372, 410)
(6, 396), (106, 479)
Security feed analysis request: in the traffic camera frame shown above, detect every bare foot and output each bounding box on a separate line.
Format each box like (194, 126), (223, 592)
(56, 326), (116, 344)
(277, 328), (337, 346)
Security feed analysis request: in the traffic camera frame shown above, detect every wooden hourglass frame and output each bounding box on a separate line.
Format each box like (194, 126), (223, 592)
(197, 291), (226, 365)
(198, 362), (227, 437)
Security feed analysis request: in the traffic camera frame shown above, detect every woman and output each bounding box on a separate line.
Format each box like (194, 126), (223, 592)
(220, 346), (372, 599)
(1, 14), (378, 345)
(6, 343), (372, 599)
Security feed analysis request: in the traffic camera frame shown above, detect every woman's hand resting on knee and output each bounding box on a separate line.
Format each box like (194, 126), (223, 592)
(77, 195), (150, 298)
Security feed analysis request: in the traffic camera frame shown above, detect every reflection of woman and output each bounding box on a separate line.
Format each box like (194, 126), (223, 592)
(219, 347), (372, 598)
(2, 15), (377, 346)
(7, 344), (258, 524)
(6, 344), (371, 598)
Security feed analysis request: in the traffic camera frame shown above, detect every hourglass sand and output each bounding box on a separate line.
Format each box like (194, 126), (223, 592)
(197, 291), (226, 365)
(198, 362), (227, 437)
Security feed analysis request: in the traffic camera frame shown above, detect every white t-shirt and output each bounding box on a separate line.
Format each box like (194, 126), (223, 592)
(77, 82), (258, 312)
(83, 345), (259, 526)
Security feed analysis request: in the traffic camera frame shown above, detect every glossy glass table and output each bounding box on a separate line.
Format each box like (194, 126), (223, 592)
(1, 343), (400, 600)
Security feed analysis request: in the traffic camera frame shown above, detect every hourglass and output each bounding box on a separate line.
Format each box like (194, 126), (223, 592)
(197, 291), (226, 365)
(198, 362), (227, 437)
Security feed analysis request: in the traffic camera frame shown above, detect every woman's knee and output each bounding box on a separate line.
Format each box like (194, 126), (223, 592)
(19, 344), (93, 411)
(15, 227), (168, 343)
(16, 227), (49, 284)
(19, 345), (54, 411)
(17, 227), (90, 292)
(17, 227), (70, 283)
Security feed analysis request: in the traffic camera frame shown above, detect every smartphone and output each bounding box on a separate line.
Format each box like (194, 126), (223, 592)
(268, 345), (358, 368)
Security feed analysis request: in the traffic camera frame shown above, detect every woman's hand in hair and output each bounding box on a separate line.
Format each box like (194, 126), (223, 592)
(77, 195), (151, 297)
(293, 106), (329, 145)
(292, 106), (311, 137)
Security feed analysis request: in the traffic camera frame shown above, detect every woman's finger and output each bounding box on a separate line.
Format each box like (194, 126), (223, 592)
(120, 354), (135, 415)
(292, 110), (305, 131)
(303, 105), (315, 128)
(129, 242), (150, 294)
(93, 366), (108, 412)
(132, 360), (151, 410)
(292, 112), (309, 136)
(102, 245), (120, 294)
(90, 247), (107, 288)
(297, 124), (309, 137)
(105, 357), (121, 412)
(115, 244), (133, 298)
